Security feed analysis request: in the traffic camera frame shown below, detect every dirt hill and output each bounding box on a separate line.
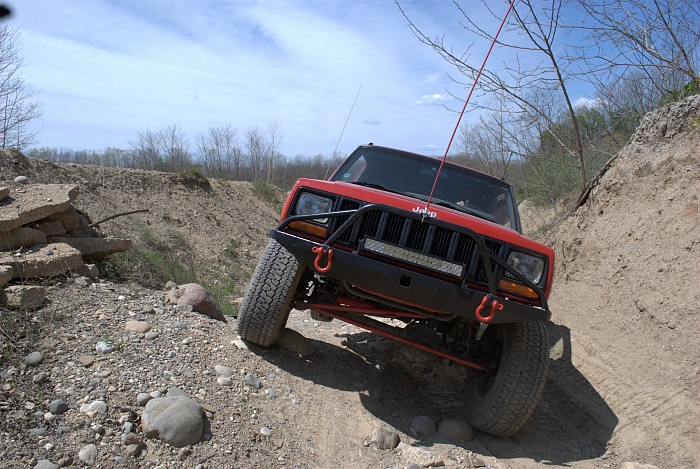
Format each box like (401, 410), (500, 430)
(0, 94), (698, 468)
(544, 94), (700, 467)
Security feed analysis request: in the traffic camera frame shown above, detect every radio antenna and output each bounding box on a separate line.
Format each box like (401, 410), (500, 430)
(424, 0), (516, 213)
(325, 84), (362, 179)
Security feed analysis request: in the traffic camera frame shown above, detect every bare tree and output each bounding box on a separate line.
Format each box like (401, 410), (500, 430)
(574, 0), (699, 90)
(244, 125), (265, 181)
(160, 123), (191, 171)
(128, 127), (162, 170)
(0, 24), (42, 149)
(397, 0), (590, 201)
(264, 118), (283, 184)
(196, 122), (240, 178)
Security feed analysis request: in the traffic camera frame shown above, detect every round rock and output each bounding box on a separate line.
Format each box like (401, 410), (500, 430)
(437, 419), (474, 442)
(141, 396), (204, 447)
(410, 415), (437, 439)
(25, 351), (43, 367)
(48, 399), (69, 415)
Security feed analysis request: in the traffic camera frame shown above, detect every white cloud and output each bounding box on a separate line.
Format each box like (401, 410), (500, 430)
(573, 97), (603, 109)
(424, 73), (440, 83)
(416, 93), (449, 106)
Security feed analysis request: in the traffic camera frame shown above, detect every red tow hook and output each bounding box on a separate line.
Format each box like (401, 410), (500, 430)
(312, 246), (334, 273)
(475, 295), (504, 323)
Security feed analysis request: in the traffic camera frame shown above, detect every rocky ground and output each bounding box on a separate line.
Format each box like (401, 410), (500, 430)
(1, 95), (698, 468)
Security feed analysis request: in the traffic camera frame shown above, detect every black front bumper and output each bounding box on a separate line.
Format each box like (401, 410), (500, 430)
(271, 221), (550, 324)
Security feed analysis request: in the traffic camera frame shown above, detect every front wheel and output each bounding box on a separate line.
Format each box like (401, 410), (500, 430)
(237, 239), (304, 346)
(464, 320), (549, 436)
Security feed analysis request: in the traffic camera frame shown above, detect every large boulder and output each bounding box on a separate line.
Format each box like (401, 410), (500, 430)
(166, 283), (227, 322)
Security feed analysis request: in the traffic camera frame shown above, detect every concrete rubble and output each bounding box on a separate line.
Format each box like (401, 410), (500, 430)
(0, 181), (132, 309)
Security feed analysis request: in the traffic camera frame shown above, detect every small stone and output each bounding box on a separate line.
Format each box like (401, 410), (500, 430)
(14, 175), (28, 184)
(371, 421), (400, 449)
(173, 321), (187, 329)
(142, 305), (154, 314)
(77, 355), (96, 367)
(136, 393), (152, 406)
(25, 351), (43, 366)
(125, 320), (151, 333)
(217, 376), (233, 386)
(166, 351), (176, 358)
(48, 399), (69, 415)
(33, 460), (58, 469)
(437, 419), (474, 442)
(410, 416), (437, 439)
(95, 341), (114, 354)
(275, 328), (314, 357)
(233, 339), (248, 350)
(94, 369), (111, 378)
(145, 331), (160, 340)
(74, 277), (89, 287)
(33, 372), (50, 384)
(80, 400), (107, 414)
(261, 426), (273, 436)
(123, 443), (140, 457)
(245, 373), (262, 389)
(29, 427), (47, 437)
(215, 365), (233, 377)
(113, 456), (127, 465)
(176, 304), (193, 313)
(78, 444), (98, 465)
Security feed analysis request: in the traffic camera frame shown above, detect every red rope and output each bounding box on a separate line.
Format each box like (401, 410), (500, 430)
(425, 0), (517, 211)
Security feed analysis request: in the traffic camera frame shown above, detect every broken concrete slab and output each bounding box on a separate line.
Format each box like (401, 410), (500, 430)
(0, 265), (12, 288)
(33, 220), (66, 237)
(0, 184), (79, 232)
(46, 206), (81, 232)
(0, 242), (85, 279)
(48, 236), (132, 260)
(0, 226), (47, 251)
(1, 285), (47, 310)
(0, 187), (8, 202)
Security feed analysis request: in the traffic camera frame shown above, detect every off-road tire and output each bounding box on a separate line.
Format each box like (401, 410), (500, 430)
(464, 320), (549, 437)
(237, 239), (304, 346)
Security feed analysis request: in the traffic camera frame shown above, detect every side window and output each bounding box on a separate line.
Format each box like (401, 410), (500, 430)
(492, 193), (512, 228)
(338, 155), (366, 182)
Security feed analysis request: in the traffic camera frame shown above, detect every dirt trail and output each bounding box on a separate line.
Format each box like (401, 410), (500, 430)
(1, 96), (698, 468)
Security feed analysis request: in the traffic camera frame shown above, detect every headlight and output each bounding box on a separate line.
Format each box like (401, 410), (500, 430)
(296, 192), (333, 224)
(506, 251), (544, 284)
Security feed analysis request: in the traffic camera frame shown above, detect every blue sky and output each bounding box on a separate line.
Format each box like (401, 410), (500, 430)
(9, 0), (591, 157)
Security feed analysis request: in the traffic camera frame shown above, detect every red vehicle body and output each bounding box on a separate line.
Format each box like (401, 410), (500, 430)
(238, 144), (554, 437)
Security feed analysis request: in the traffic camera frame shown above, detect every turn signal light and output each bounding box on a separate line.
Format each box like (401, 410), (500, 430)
(498, 279), (540, 300)
(288, 221), (328, 238)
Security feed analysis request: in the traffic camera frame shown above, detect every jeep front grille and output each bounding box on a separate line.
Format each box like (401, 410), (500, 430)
(330, 198), (503, 285)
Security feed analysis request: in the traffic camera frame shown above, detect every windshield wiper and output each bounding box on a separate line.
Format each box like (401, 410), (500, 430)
(349, 182), (406, 196)
(430, 200), (496, 222)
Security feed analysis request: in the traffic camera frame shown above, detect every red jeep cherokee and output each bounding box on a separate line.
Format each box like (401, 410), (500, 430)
(237, 144), (554, 436)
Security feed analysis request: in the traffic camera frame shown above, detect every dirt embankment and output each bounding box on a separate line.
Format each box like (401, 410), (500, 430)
(0, 95), (698, 468)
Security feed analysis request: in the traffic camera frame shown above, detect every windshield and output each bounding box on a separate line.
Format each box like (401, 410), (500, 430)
(330, 146), (519, 231)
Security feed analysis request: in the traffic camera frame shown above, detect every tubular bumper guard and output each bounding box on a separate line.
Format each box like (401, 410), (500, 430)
(271, 204), (551, 324)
